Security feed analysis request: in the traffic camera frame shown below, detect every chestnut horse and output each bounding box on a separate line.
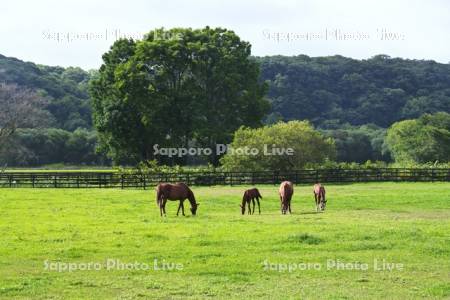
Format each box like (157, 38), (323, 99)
(279, 181), (294, 214)
(240, 188), (262, 215)
(313, 183), (326, 211)
(156, 183), (199, 216)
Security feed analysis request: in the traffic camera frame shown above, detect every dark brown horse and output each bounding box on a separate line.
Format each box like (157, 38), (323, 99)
(279, 181), (294, 214)
(156, 183), (199, 216)
(240, 188), (262, 215)
(313, 183), (326, 211)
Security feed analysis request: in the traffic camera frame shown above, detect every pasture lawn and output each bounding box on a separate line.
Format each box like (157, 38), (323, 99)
(0, 182), (449, 299)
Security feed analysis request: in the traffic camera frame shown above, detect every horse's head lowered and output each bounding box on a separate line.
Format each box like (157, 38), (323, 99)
(188, 193), (200, 215)
(190, 202), (199, 215)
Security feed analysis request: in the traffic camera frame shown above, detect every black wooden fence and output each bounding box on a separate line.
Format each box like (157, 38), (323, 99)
(0, 168), (449, 188)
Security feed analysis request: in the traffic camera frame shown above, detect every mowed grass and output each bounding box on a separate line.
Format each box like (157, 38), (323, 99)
(0, 183), (449, 299)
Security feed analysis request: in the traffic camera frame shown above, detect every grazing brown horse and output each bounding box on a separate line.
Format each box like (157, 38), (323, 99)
(279, 181), (294, 214)
(313, 183), (326, 211)
(156, 183), (199, 217)
(240, 188), (262, 215)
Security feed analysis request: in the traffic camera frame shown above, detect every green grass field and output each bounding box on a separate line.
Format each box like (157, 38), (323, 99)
(1, 182), (449, 299)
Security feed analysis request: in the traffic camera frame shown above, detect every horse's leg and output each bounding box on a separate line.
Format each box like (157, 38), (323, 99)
(162, 199), (167, 216)
(251, 198), (255, 215)
(288, 199), (292, 214)
(176, 201), (181, 216)
(159, 198), (163, 217)
(247, 201), (251, 215)
(315, 194), (319, 211)
(181, 200), (185, 216)
(256, 197), (261, 214)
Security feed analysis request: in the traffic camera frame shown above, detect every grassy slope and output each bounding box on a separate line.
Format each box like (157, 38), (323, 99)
(0, 183), (449, 299)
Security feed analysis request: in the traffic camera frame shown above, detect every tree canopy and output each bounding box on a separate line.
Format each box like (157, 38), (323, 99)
(89, 27), (269, 164)
(257, 54), (450, 128)
(385, 112), (450, 163)
(220, 121), (336, 171)
(0, 54), (92, 131)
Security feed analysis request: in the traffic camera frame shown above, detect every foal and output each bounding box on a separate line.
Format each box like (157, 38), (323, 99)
(313, 183), (326, 211)
(240, 188), (262, 215)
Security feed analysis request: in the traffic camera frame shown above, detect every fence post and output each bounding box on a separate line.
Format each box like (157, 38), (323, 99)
(121, 174), (124, 189)
(54, 175), (57, 188)
(32, 174), (35, 188)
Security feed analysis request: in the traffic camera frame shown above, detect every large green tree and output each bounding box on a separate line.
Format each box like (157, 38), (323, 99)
(89, 27), (269, 164)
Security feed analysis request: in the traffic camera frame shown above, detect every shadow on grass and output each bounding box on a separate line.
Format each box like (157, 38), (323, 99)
(297, 211), (322, 215)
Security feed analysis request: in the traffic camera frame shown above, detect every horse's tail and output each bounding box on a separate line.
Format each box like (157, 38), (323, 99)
(156, 185), (161, 206)
(282, 182), (292, 199)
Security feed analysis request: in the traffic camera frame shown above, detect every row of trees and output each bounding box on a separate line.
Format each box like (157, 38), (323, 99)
(0, 128), (104, 166)
(1, 113), (447, 168)
(220, 113), (450, 171)
(258, 55), (450, 128)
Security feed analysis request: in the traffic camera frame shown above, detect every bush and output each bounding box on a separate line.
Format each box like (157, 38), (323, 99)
(220, 121), (336, 171)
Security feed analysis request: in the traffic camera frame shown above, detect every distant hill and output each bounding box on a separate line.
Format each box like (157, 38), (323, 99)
(256, 54), (450, 128)
(0, 54), (92, 131)
(2, 53), (450, 131)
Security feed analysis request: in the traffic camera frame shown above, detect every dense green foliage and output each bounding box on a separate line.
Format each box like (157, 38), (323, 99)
(0, 54), (93, 130)
(1, 49), (450, 166)
(0, 128), (104, 166)
(322, 124), (389, 163)
(89, 28), (269, 165)
(1, 183), (449, 298)
(257, 54), (450, 128)
(0, 54), (101, 166)
(220, 121), (336, 171)
(386, 112), (450, 163)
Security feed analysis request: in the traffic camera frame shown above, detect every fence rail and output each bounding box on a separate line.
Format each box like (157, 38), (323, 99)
(0, 168), (449, 188)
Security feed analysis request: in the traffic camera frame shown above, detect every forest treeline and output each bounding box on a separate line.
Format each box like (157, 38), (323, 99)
(1, 52), (449, 166)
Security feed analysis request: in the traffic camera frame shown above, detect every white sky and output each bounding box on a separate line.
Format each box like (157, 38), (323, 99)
(1, 0), (450, 70)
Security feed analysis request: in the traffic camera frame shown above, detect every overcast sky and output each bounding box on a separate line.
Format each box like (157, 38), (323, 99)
(1, 0), (450, 70)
